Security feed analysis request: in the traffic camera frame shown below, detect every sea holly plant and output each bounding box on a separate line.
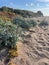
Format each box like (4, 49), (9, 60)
(0, 19), (20, 49)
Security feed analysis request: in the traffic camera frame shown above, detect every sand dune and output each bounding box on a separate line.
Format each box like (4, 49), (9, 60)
(7, 25), (49, 65)
(0, 19), (49, 65)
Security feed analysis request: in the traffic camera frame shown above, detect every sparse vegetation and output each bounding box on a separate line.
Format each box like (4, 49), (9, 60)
(0, 6), (43, 18)
(12, 17), (37, 30)
(12, 17), (31, 30)
(30, 20), (37, 27)
(37, 11), (43, 17)
(39, 20), (49, 26)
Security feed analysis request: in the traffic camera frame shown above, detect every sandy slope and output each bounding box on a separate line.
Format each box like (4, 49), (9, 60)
(7, 25), (49, 65)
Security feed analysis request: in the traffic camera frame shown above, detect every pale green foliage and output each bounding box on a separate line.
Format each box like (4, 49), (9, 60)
(12, 17), (30, 29)
(39, 20), (49, 26)
(0, 19), (20, 49)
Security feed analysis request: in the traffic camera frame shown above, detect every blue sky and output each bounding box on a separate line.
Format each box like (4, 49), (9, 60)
(0, 0), (49, 16)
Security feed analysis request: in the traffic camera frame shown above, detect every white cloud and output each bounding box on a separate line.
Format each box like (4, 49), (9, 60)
(26, 3), (34, 7)
(26, 3), (28, 6)
(30, 3), (34, 6)
(37, 0), (49, 2)
(25, 3), (40, 7)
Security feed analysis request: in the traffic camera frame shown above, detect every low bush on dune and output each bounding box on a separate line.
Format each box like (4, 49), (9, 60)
(0, 20), (18, 49)
(12, 17), (31, 30)
(12, 17), (37, 30)
(39, 20), (49, 26)
(30, 20), (37, 27)
(0, 19), (22, 57)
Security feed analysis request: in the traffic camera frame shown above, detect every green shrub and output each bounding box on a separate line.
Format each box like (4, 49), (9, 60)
(30, 20), (37, 27)
(0, 19), (19, 49)
(12, 18), (30, 30)
(39, 20), (49, 26)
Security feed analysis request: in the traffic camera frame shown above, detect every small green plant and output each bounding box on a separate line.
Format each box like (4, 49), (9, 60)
(30, 20), (37, 27)
(39, 20), (49, 26)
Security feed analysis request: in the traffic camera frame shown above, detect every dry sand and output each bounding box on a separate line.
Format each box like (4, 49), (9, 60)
(8, 25), (49, 65)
